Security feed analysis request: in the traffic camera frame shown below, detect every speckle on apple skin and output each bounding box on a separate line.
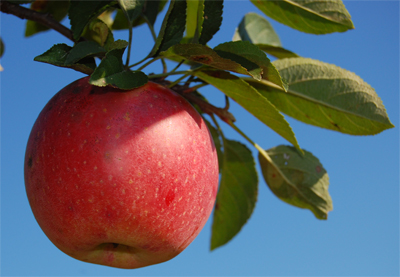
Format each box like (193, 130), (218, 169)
(24, 77), (219, 269)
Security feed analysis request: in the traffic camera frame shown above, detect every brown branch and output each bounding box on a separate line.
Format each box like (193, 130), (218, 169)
(0, 1), (75, 42)
(152, 78), (236, 123)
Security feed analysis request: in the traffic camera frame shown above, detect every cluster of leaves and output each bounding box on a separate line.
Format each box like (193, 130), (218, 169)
(2, 0), (394, 250)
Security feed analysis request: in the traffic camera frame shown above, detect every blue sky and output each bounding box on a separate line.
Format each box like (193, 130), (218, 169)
(1, 1), (399, 276)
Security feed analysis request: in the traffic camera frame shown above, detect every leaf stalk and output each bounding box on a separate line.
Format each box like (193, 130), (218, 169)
(167, 73), (191, 88)
(227, 121), (295, 186)
(148, 70), (190, 79)
(137, 56), (162, 71)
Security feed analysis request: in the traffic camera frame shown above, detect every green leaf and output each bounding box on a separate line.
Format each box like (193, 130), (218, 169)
(253, 45), (299, 60)
(89, 46), (148, 89)
(211, 139), (258, 250)
(88, 44), (129, 79)
(195, 70), (300, 150)
(258, 145), (332, 219)
(82, 18), (115, 49)
(162, 43), (248, 75)
(118, 0), (145, 23)
(90, 70), (148, 90)
(34, 44), (96, 75)
(251, 0), (354, 34)
(214, 41), (262, 81)
(112, 0), (167, 29)
(185, 0), (204, 43)
(112, 10), (131, 30)
(214, 41), (286, 88)
(25, 1), (70, 37)
(249, 57), (394, 135)
(162, 43), (285, 90)
(198, 0), (223, 45)
(141, 0), (167, 27)
(107, 39), (129, 51)
(185, 0), (222, 45)
(34, 44), (72, 66)
(69, 1), (116, 40)
(149, 0), (187, 57)
(232, 12), (298, 59)
(65, 41), (106, 65)
(97, 8), (115, 28)
(236, 12), (282, 47)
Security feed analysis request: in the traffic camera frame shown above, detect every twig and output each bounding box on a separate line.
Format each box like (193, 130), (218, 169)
(0, 1), (75, 42)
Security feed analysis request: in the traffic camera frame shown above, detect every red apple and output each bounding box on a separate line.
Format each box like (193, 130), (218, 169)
(24, 77), (219, 269)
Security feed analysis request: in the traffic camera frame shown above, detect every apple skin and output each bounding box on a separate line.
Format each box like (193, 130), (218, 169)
(24, 77), (219, 269)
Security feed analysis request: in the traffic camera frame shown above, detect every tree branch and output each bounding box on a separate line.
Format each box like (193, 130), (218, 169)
(0, 1), (75, 42)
